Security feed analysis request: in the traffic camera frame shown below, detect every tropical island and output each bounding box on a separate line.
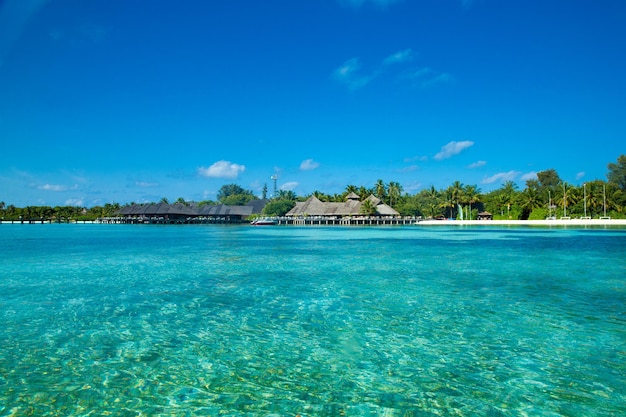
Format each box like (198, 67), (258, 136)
(2, 155), (625, 225)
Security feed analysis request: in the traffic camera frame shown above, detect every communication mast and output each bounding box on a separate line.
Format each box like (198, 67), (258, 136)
(270, 175), (278, 198)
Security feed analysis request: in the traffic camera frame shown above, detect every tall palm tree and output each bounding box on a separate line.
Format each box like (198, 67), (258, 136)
(561, 182), (575, 216)
(375, 179), (386, 201)
(520, 186), (542, 216)
(464, 185), (481, 220)
(388, 181), (402, 208)
(312, 190), (329, 202)
(358, 186), (370, 200)
(344, 184), (358, 195)
(439, 189), (456, 218)
(277, 190), (297, 201)
(446, 181), (464, 217)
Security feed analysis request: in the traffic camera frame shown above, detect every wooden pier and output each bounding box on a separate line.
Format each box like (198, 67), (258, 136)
(96, 215), (419, 226)
(276, 216), (419, 226)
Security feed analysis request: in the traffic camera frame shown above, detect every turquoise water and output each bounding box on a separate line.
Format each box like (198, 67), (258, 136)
(0, 224), (625, 416)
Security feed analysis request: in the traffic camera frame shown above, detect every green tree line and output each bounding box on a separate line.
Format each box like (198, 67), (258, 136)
(2, 155), (625, 221)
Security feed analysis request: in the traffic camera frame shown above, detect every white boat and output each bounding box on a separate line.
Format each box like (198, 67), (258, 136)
(251, 218), (277, 226)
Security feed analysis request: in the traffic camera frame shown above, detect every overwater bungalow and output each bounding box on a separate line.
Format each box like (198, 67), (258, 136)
(108, 200), (268, 224)
(284, 193), (400, 222)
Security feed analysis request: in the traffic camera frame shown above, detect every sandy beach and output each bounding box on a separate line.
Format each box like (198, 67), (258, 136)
(417, 218), (626, 226)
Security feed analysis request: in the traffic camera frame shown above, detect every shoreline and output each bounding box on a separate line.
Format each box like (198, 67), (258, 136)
(2, 219), (626, 227)
(416, 218), (626, 226)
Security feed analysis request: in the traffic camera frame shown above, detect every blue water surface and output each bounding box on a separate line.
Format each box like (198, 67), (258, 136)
(0, 224), (625, 416)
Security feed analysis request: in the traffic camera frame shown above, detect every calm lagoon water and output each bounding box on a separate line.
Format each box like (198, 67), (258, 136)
(0, 224), (625, 416)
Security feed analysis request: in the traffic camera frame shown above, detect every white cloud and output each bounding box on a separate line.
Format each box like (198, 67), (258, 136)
(421, 72), (455, 88)
(406, 67), (455, 89)
(38, 184), (66, 191)
(383, 48), (413, 65)
(520, 171), (538, 182)
(281, 181), (299, 191)
(37, 183), (78, 192)
(434, 141), (474, 160)
(135, 181), (158, 188)
(198, 160), (245, 179)
(333, 58), (374, 91)
(65, 198), (84, 207)
(403, 181), (422, 193)
(300, 159), (320, 171)
(483, 171), (520, 184)
(468, 160), (486, 169)
(576, 171), (585, 180)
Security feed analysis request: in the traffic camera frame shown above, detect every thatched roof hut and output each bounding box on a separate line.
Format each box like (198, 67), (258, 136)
(285, 195), (398, 218)
(116, 199), (268, 223)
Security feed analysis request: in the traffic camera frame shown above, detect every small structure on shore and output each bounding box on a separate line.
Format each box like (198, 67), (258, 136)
(285, 194), (399, 219)
(477, 211), (493, 220)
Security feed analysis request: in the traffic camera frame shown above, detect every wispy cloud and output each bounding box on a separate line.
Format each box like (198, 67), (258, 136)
(37, 183), (78, 192)
(468, 160), (486, 169)
(334, 48), (445, 92)
(333, 58), (375, 91)
(576, 171), (585, 180)
(65, 198), (84, 207)
(433, 141), (474, 160)
(198, 160), (245, 179)
(281, 181), (299, 191)
(520, 171), (538, 182)
(483, 171), (520, 184)
(406, 67), (455, 88)
(383, 48), (414, 65)
(135, 181), (159, 188)
(404, 155), (428, 163)
(300, 159), (320, 171)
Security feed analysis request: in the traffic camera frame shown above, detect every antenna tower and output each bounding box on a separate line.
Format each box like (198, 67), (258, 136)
(270, 175), (278, 197)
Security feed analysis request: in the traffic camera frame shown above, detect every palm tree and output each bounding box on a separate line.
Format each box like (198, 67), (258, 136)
(464, 185), (481, 220)
(446, 181), (464, 218)
(277, 190), (297, 201)
(520, 186), (542, 218)
(359, 199), (377, 216)
(561, 182), (575, 217)
(175, 197), (189, 207)
(312, 190), (329, 202)
(440, 189), (456, 218)
(388, 181), (402, 208)
(345, 185), (358, 195)
(375, 179), (386, 201)
(357, 186), (370, 200)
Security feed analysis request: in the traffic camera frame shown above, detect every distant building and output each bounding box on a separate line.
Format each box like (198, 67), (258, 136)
(285, 193), (399, 218)
(114, 200), (268, 223)
(477, 211), (493, 220)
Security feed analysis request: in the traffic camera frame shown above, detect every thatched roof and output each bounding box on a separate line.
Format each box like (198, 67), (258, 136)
(196, 204), (253, 217)
(117, 199), (268, 218)
(117, 202), (196, 216)
(285, 195), (399, 217)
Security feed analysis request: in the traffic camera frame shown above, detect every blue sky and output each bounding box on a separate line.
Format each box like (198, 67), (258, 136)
(1, 0), (625, 207)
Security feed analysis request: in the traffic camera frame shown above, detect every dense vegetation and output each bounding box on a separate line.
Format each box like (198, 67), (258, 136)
(2, 155), (625, 222)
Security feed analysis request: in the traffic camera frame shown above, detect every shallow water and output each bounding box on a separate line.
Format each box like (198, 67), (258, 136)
(1, 224), (625, 416)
